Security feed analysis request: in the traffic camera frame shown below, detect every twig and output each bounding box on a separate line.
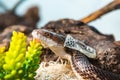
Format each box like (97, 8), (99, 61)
(81, 0), (120, 24)
(0, 0), (25, 13)
(12, 0), (24, 12)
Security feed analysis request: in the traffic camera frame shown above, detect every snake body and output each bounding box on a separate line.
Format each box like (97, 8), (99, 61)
(32, 29), (120, 80)
(70, 51), (120, 80)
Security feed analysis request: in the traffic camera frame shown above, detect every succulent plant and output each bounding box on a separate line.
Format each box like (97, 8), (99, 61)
(0, 47), (6, 79)
(0, 31), (42, 80)
(3, 31), (27, 80)
(22, 39), (42, 79)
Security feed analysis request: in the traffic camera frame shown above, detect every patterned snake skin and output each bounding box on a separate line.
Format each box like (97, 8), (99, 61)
(32, 29), (120, 80)
(71, 51), (120, 80)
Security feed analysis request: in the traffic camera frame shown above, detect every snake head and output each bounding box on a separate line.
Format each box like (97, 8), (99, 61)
(32, 29), (71, 59)
(32, 29), (65, 47)
(32, 29), (96, 59)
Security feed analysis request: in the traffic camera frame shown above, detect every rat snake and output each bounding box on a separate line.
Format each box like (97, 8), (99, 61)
(32, 29), (120, 80)
(70, 51), (120, 80)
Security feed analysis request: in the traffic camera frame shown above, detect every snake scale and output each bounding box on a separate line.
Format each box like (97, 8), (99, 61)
(32, 29), (120, 80)
(71, 51), (120, 80)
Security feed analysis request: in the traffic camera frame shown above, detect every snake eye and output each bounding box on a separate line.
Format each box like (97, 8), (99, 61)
(44, 33), (50, 37)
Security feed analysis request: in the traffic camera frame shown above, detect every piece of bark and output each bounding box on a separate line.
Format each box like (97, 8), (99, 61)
(20, 6), (40, 27)
(0, 6), (40, 31)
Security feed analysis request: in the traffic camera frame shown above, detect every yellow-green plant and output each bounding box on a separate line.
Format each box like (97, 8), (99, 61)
(22, 39), (42, 79)
(0, 31), (42, 80)
(3, 31), (27, 80)
(0, 47), (6, 79)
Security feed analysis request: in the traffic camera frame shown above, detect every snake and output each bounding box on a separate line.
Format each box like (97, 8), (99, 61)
(32, 29), (120, 80)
